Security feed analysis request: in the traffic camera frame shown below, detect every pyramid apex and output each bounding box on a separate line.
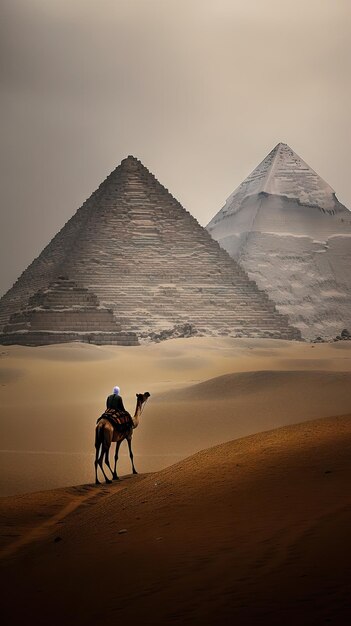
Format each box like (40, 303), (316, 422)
(207, 143), (337, 228)
(273, 142), (290, 151)
(120, 155), (141, 165)
(115, 155), (145, 175)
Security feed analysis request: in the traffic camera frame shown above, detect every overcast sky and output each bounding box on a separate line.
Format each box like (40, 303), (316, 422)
(1, 0), (350, 296)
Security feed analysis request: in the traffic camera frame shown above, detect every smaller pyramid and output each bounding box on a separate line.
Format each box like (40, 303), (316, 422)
(207, 143), (351, 339)
(1, 276), (138, 346)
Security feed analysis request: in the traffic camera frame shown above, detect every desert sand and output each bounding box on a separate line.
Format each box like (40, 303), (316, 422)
(1, 414), (350, 625)
(1, 337), (351, 495)
(1, 338), (351, 623)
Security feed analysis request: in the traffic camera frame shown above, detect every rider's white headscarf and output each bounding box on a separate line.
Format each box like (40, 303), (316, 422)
(113, 386), (120, 395)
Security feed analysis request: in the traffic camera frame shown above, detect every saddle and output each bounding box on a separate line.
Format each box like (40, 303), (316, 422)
(97, 408), (133, 433)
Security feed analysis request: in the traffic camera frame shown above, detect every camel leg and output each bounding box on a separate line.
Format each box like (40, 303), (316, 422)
(94, 445), (101, 485)
(113, 440), (121, 480)
(94, 427), (102, 485)
(104, 449), (114, 478)
(127, 438), (137, 475)
(98, 446), (112, 484)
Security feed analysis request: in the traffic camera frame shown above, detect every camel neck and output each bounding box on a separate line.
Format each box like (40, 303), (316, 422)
(132, 400), (142, 428)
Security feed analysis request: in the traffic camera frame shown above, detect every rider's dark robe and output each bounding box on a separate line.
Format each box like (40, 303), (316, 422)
(97, 394), (133, 431)
(106, 394), (128, 413)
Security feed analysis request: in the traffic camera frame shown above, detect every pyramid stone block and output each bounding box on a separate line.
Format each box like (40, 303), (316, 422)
(1, 276), (138, 345)
(0, 156), (301, 345)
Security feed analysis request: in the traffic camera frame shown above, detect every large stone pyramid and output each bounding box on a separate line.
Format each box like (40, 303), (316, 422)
(207, 143), (351, 339)
(0, 156), (301, 345)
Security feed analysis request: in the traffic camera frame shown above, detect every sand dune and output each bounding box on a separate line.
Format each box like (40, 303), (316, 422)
(1, 415), (350, 625)
(142, 369), (351, 456)
(1, 338), (351, 495)
(155, 368), (351, 400)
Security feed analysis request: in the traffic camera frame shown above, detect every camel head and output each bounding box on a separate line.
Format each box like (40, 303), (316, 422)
(136, 392), (151, 407)
(131, 392), (150, 425)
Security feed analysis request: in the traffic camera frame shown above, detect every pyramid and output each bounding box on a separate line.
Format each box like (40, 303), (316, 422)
(207, 143), (351, 339)
(0, 156), (301, 345)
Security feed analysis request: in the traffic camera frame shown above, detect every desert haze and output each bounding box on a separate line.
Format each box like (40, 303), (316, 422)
(1, 2), (351, 624)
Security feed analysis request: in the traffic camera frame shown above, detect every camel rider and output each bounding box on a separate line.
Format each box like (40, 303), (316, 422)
(106, 386), (133, 425)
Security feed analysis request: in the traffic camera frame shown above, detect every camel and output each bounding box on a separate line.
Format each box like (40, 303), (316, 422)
(94, 392), (150, 484)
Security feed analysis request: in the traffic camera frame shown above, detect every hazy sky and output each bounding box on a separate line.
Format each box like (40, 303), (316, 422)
(1, 0), (350, 296)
